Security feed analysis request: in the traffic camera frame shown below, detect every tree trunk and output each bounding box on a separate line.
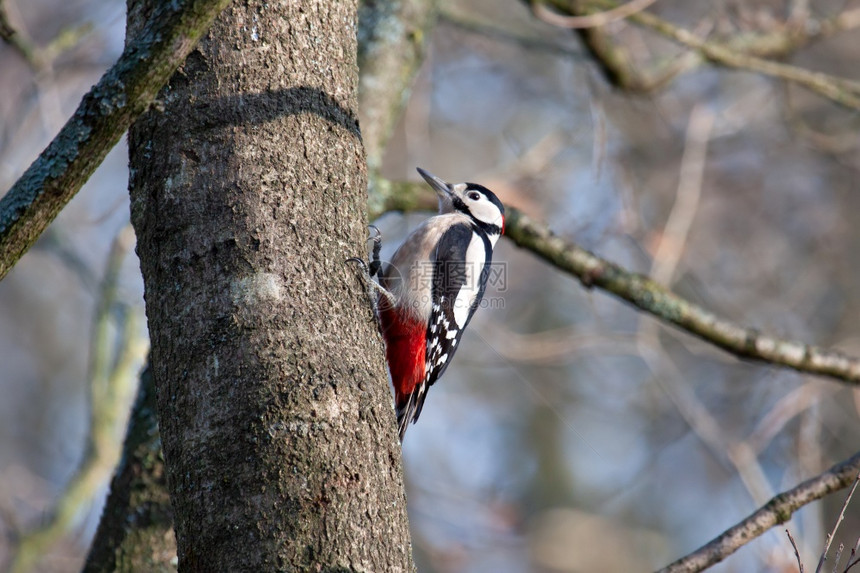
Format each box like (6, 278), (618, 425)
(127, 0), (414, 570)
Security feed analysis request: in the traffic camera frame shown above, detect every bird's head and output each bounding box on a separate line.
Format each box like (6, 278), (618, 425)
(417, 167), (506, 236)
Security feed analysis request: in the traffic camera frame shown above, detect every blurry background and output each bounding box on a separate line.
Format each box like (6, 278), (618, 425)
(1, 0), (859, 571)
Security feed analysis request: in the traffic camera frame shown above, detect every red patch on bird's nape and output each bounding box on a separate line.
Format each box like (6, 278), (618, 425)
(501, 215), (506, 235)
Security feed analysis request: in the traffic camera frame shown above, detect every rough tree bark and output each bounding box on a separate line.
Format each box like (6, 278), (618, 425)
(128, 0), (414, 570)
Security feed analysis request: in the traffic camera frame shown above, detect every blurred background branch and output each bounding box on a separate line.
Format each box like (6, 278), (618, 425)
(7, 227), (146, 572)
(0, 0), (93, 72)
(0, 0), (37, 66)
(359, 0), (439, 174)
(81, 364), (176, 573)
(359, 0), (439, 217)
(531, 0), (658, 29)
(532, 0), (860, 109)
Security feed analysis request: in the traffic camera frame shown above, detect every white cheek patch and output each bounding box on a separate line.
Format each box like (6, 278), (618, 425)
(469, 201), (502, 228)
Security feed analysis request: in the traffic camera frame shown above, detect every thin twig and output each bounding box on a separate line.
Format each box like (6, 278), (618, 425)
(787, 528), (806, 573)
(543, 0), (697, 92)
(649, 105), (712, 286)
(846, 537), (860, 573)
(639, 339), (775, 503)
(439, 11), (584, 58)
(816, 472), (860, 573)
(746, 382), (832, 455)
(655, 451), (860, 573)
(532, 0), (659, 29)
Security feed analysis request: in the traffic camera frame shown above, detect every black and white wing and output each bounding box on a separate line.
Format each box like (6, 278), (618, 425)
(414, 223), (491, 421)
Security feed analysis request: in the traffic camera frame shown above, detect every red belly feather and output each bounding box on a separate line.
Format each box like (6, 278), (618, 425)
(378, 304), (425, 407)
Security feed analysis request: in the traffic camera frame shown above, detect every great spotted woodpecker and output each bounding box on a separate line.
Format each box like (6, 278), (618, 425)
(352, 168), (505, 441)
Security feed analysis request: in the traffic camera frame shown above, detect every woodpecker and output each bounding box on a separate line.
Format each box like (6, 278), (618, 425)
(353, 168), (505, 441)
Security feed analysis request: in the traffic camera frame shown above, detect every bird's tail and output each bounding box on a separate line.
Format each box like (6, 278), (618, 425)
(396, 382), (428, 442)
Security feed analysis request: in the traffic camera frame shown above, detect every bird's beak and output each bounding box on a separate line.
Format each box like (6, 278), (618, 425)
(417, 167), (454, 212)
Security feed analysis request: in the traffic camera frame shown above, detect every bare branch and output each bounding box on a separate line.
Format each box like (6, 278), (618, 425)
(635, 106), (776, 504)
(504, 207), (860, 386)
(657, 451), (860, 573)
(546, 0), (697, 93)
(0, 0), (93, 72)
(618, 3), (860, 110)
(787, 529), (806, 573)
(0, 0), (231, 281)
(536, 0), (860, 109)
(723, 7), (860, 58)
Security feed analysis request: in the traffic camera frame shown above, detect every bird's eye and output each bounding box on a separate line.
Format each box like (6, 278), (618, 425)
(467, 191), (481, 201)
